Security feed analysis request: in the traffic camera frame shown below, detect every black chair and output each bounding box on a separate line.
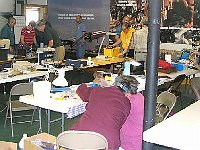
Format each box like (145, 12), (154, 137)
(158, 74), (187, 109)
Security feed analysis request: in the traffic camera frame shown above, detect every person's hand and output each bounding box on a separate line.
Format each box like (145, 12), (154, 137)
(110, 44), (115, 48)
(9, 46), (13, 53)
(118, 52), (124, 57)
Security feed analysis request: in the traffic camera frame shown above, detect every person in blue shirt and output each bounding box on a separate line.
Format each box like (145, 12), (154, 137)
(0, 17), (16, 53)
(75, 15), (86, 59)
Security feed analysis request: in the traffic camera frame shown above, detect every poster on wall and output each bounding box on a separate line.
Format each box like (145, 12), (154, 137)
(160, 0), (200, 50)
(48, 0), (110, 40)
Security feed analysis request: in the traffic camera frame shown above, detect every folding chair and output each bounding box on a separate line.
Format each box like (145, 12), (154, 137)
(4, 82), (37, 137)
(156, 91), (177, 124)
(190, 77), (200, 101)
(158, 74), (186, 108)
(57, 130), (108, 150)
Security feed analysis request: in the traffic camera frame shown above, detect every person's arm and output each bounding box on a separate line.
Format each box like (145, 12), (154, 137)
(112, 38), (122, 47)
(33, 36), (37, 45)
(194, 64), (200, 71)
(76, 83), (92, 102)
(20, 34), (25, 45)
(0, 26), (9, 39)
(190, 52), (200, 71)
(45, 28), (54, 47)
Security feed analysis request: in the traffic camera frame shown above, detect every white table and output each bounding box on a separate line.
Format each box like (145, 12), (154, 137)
(132, 69), (199, 92)
(0, 71), (47, 84)
(0, 71), (47, 96)
(158, 69), (199, 79)
(143, 100), (200, 150)
(19, 93), (87, 133)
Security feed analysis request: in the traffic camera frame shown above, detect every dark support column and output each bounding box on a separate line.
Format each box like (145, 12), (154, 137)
(143, 0), (162, 150)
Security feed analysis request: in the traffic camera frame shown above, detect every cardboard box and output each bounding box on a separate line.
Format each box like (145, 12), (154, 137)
(104, 47), (121, 57)
(24, 133), (56, 150)
(0, 141), (17, 150)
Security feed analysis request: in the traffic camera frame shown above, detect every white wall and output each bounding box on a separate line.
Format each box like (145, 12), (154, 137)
(0, 0), (15, 12)
(0, 0), (15, 30)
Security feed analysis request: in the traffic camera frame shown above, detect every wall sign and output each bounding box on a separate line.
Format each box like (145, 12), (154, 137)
(48, 0), (110, 40)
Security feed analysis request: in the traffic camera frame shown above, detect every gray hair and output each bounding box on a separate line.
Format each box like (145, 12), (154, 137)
(115, 75), (139, 94)
(29, 21), (36, 27)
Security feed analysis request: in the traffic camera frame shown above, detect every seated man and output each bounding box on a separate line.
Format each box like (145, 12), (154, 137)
(70, 75), (139, 150)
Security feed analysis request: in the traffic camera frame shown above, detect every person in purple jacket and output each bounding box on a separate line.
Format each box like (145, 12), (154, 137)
(70, 75), (139, 150)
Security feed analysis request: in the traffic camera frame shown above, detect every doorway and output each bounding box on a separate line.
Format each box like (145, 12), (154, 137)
(24, 5), (47, 25)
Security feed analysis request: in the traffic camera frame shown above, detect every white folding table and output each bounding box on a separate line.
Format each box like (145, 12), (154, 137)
(143, 100), (200, 150)
(19, 94), (87, 133)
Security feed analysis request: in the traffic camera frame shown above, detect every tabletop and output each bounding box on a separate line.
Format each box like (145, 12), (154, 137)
(158, 69), (199, 79)
(80, 57), (125, 68)
(19, 93), (87, 118)
(0, 71), (47, 84)
(143, 100), (200, 150)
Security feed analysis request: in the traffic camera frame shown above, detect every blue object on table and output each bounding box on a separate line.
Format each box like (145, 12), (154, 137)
(180, 52), (190, 60)
(172, 63), (185, 71)
(89, 83), (99, 87)
(123, 61), (131, 75)
(50, 87), (71, 92)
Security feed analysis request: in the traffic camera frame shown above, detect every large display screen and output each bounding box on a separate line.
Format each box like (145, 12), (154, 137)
(48, 0), (110, 40)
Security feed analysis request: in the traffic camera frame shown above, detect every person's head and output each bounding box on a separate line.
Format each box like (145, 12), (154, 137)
(8, 17), (16, 27)
(122, 22), (130, 33)
(28, 20), (36, 29)
(36, 21), (46, 32)
(122, 16), (130, 24)
(115, 75), (139, 95)
(43, 13), (48, 21)
(76, 15), (82, 24)
(93, 71), (110, 87)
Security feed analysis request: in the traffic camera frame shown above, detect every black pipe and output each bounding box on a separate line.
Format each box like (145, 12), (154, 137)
(143, 0), (162, 150)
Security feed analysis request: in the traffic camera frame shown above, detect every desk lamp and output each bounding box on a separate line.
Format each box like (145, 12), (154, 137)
(52, 69), (68, 87)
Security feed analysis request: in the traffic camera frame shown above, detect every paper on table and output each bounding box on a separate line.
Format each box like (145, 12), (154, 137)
(130, 60), (141, 66)
(33, 81), (51, 100)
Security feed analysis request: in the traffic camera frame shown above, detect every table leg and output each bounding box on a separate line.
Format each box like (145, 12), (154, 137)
(61, 113), (64, 132)
(38, 108), (42, 133)
(185, 76), (189, 92)
(3, 84), (6, 94)
(48, 109), (50, 133)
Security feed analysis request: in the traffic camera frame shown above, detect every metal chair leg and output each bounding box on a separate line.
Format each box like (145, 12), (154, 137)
(4, 105), (9, 127)
(31, 109), (36, 124)
(10, 105), (14, 137)
(179, 95), (184, 109)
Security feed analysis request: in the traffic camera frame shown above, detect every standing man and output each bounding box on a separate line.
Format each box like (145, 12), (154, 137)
(41, 13), (52, 28)
(112, 22), (135, 58)
(0, 17), (16, 53)
(115, 16), (131, 42)
(75, 15), (86, 59)
(36, 21), (65, 61)
(19, 21), (37, 55)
